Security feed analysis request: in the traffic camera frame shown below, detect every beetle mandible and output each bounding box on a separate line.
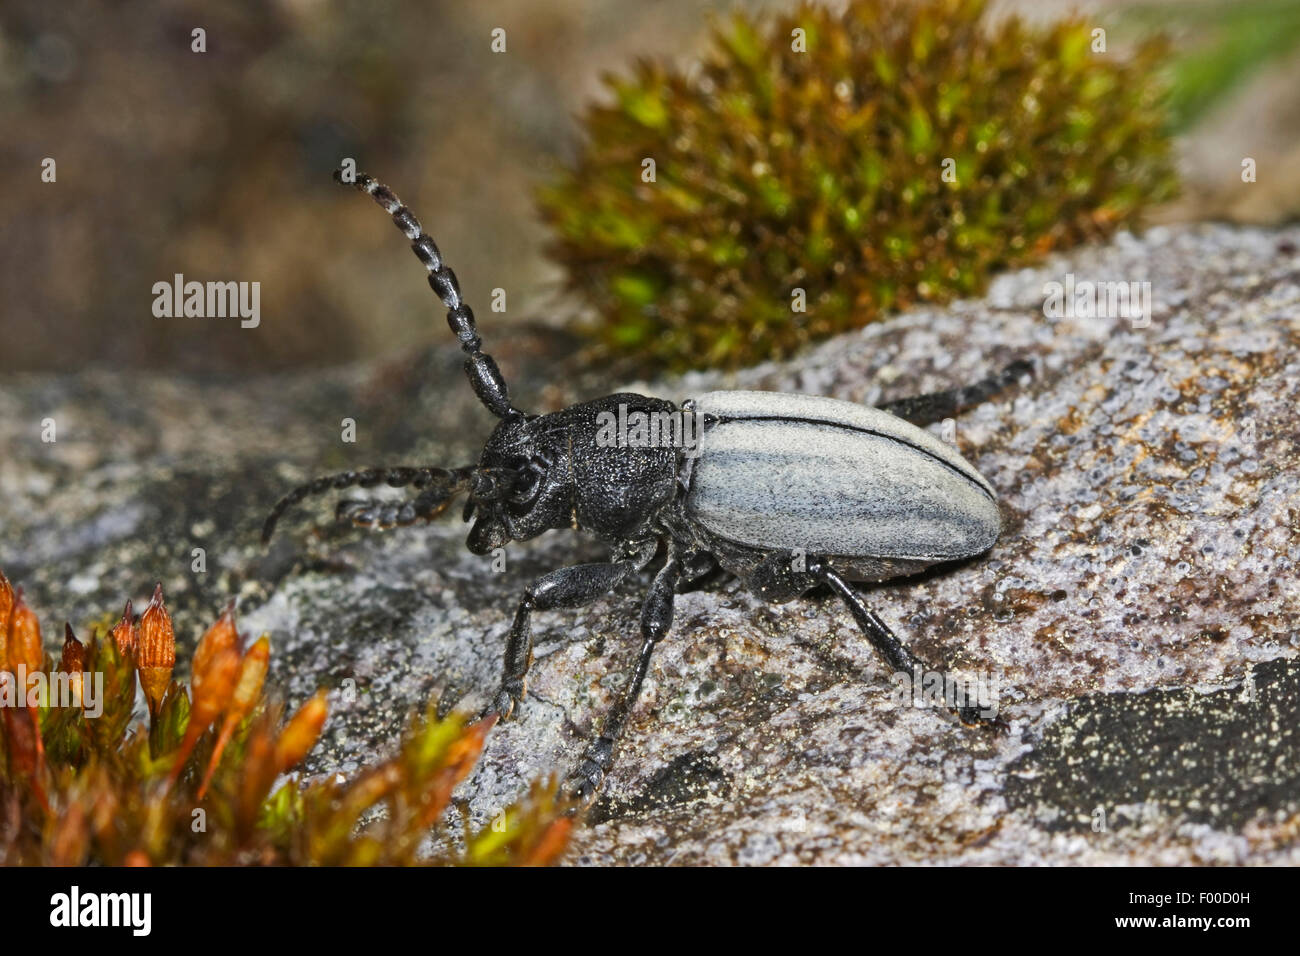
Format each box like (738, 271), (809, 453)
(263, 169), (1031, 801)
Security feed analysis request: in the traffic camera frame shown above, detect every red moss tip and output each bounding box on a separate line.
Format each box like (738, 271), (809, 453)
(137, 584), (176, 715)
(274, 691), (330, 772)
(60, 623), (86, 673)
(8, 591), (43, 677)
(111, 599), (138, 658)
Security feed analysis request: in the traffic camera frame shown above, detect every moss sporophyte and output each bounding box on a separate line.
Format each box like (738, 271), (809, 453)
(0, 570), (571, 866)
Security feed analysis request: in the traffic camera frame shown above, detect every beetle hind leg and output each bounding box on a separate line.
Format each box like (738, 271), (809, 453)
(810, 562), (1003, 728)
(876, 359), (1033, 426)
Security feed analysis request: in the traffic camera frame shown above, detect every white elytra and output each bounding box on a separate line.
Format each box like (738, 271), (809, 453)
(684, 391), (1001, 561)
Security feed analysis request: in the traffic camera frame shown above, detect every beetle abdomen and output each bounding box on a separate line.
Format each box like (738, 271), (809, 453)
(684, 391), (1001, 562)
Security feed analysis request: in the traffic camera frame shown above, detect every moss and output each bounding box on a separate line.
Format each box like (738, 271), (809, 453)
(538, 0), (1178, 372)
(0, 570), (571, 866)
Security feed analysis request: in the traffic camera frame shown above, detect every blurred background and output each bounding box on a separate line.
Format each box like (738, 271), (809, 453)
(2, 0), (1299, 376)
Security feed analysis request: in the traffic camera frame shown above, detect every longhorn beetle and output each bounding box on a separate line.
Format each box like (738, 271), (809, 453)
(263, 169), (1031, 801)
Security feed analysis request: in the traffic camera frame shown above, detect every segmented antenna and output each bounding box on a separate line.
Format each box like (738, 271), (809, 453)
(261, 466), (474, 545)
(334, 168), (520, 419)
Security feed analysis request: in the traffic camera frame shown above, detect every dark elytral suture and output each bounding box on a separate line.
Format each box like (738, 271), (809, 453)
(264, 167), (1032, 806)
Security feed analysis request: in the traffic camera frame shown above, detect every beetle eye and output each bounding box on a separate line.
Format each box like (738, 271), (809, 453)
(508, 463), (544, 510)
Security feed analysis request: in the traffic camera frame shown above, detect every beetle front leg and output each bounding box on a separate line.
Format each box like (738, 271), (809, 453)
(810, 562), (1001, 728)
(490, 543), (656, 720)
(567, 550), (682, 803)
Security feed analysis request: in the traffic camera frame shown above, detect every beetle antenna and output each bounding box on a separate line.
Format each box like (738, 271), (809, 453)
(335, 168), (521, 420)
(262, 465), (475, 545)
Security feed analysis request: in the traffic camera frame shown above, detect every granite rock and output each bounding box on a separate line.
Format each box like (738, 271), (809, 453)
(1, 223), (1298, 864)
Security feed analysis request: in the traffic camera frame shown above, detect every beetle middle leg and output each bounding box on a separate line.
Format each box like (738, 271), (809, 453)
(490, 540), (657, 720)
(567, 547), (683, 802)
(876, 359), (1033, 426)
(675, 550), (722, 593)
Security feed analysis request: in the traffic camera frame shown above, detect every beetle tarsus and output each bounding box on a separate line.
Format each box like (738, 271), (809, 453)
(491, 684), (523, 722)
(566, 737), (614, 805)
(958, 706), (1010, 733)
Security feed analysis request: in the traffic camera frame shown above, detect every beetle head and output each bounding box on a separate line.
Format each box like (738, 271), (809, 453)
(464, 413), (574, 555)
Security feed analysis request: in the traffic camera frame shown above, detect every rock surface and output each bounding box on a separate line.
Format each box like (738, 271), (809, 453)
(2, 223), (1298, 864)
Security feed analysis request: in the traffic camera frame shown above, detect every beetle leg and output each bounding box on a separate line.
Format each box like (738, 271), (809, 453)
(567, 548), (682, 804)
(875, 359), (1033, 426)
(676, 550), (720, 592)
(490, 541), (657, 721)
(810, 562), (1000, 727)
